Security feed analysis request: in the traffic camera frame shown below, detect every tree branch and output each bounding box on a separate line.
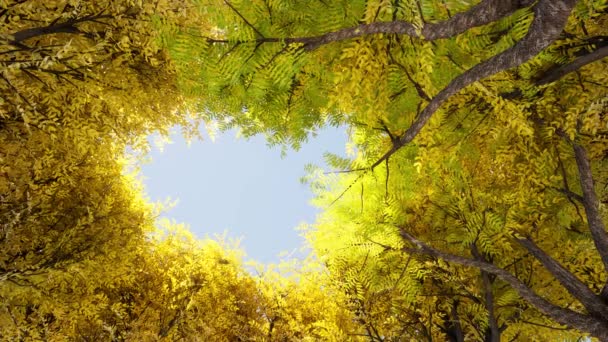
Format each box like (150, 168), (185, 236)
(553, 187), (585, 204)
(302, 0), (532, 50)
(516, 237), (608, 320)
(209, 0), (531, 49)
(553, 146), (586, 225)
(398, 227), (608, 339)
(537, 45), (608, 85)
(572, 142), (608, 284)
(223, 0), (266, 38)
(368, 0), (577, 170)
(9, 14), (113, 43)
(445, 299), (465, 342)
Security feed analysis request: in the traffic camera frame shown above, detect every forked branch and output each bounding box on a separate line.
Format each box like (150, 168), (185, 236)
(516, 237), (608, 320)
(370, 0), (577, 170)
(399, 227), (608, 339)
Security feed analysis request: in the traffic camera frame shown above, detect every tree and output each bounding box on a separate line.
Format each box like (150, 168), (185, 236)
(0, 0), (206, 286)
(165, 0), (608, 338)
(0, 218), (361, 340)
(165, 0), (605, 149)
(0, 134), (155, 340)
(250, 256), (360, 341)
(101, 225), (266, 341)
(306, 48), (607, 339)
(1, 2), (359, 340)
(3, 0), (607, 340)
(0, 1), (203, 338)
(306, 141), (598, 340)
(0, 0), (206, 148)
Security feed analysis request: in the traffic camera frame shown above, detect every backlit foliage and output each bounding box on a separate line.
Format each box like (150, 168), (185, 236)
(0, 0), (207, 147)
(303, 1), (608, 339)
(164, 0), (605, 149)
(162, 0), (608, 338)
(2, 0), (607, 340)
(0, 135), (154, 339)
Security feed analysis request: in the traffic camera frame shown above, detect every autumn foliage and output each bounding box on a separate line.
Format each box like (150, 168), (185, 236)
(2, 0), (608, 340)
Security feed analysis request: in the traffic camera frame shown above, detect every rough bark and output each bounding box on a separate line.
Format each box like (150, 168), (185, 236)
(300, 0), (531, 50)
(216, 0), (533, 49)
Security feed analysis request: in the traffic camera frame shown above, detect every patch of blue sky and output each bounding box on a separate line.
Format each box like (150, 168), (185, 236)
(140, 126), (348, 264)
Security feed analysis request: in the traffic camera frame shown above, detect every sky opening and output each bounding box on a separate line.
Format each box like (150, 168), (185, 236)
(141, 126), (348, 263)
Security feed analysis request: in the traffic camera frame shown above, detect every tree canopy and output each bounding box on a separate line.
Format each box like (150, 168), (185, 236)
(2, 0), (607, 340)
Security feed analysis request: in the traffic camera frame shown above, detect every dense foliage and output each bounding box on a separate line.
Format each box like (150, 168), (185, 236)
(2, 0), (607, 340)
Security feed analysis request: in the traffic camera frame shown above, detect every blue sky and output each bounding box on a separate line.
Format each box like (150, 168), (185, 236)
(141, 126), (347, 263)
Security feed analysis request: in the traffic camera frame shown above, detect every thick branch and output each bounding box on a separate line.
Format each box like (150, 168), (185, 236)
(370, 0), (576, 169)
(573, 143), (608, 277)
(516, 237), (608, 320)
(537, 45), (608, 85)
(208, 0), (530, 49)
(421, 0), (535, 40)
(303, 0), (532, 50)
(399, 228), (608, 338)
